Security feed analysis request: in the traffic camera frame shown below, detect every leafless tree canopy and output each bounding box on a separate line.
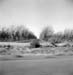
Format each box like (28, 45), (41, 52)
(0, 25), (37, 42)
(0, 25), (73, 43)
(39, 26), (73, 43)
(39, 26), (54, 41)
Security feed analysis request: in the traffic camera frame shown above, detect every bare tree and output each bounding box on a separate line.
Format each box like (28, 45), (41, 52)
(51, 32), (64, 43)
(0, 25), (37, 42)
(39, 26), (54, 41)
(63, 29), (73, 41)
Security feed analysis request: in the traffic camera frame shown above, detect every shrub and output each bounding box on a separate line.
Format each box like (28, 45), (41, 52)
(30, 39), (41, 48)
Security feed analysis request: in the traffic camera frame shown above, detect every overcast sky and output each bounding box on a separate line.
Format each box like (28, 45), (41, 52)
(0, 0), (73, 37)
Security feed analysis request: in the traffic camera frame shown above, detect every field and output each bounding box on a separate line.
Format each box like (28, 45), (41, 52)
(0, 42), (73, 75)
(0, 42), (73, 56)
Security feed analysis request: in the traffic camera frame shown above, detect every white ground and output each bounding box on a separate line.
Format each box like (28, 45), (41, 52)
(0, 42), (30, 46)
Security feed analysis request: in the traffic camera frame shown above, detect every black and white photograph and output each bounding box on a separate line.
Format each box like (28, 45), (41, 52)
(0, 0), (73, 75)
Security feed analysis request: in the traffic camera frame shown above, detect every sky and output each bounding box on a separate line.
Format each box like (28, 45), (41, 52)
(0, 0), (73, 37)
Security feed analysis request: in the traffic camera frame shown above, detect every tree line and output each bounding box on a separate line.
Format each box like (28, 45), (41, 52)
(0, 25), (37, 42)
(40, 26), (73, 43)
(0, 25), (73, 43)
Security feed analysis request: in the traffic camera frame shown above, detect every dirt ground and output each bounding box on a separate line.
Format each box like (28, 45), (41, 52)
(0, 56), (73, 75)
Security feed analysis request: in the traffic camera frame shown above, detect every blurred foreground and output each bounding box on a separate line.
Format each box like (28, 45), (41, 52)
(0, 56), (73, 75)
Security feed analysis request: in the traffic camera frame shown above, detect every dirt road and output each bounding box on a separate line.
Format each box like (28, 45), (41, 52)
(0, 56), (73, 75)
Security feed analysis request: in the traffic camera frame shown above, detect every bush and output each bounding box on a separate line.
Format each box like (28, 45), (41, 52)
(30, 39), (41, 48)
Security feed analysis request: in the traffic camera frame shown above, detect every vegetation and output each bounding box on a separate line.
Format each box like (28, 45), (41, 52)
(39, 26), (73, 44)
(39, 26), (54, 41)
(0, 25), (73, 56)
(0, 25), (37, 42)
(63, 29), (73, 42)
(0, 25), (73, 44)
(30, 39), (41, 48)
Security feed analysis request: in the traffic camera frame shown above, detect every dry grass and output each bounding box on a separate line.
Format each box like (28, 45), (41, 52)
(0, 42), (73, 57)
